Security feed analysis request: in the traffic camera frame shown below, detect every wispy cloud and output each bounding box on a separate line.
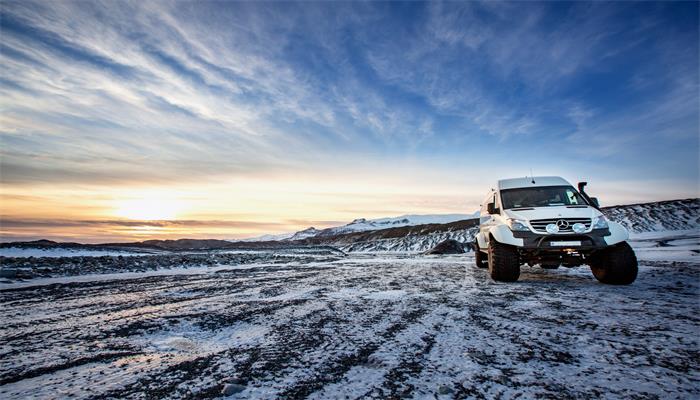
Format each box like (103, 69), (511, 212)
(0, 1), (340, 184)
(0, 1), (697, 241)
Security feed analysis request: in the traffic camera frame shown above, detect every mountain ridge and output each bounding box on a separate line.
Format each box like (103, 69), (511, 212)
(241, 213), (477, 242)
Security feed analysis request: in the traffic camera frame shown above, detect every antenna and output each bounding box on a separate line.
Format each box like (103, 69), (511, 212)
(530, 168), (535, 184)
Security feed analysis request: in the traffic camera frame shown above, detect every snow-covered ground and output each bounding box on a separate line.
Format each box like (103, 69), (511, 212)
(0, 247), (153, 258)
(0, 232), (698, 399)
(604, 199), (699, 234)
(629, 230), (700, 263)
(338, 228), (476, 253)
(0, 250), (346, 282)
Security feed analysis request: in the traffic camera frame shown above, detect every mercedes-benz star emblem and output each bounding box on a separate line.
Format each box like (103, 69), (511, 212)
(556, 220), (570, 229)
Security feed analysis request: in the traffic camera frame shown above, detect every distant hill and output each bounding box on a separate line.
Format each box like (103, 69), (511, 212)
(242, 213), (477, 242)
(303, 219), (479, 253)
(601, 198), (699, 233)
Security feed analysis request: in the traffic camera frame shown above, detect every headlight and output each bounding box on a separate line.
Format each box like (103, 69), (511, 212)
(572, 223), (586, 233)
(507, 219), (530, 231)
(592, 215), (608, 229)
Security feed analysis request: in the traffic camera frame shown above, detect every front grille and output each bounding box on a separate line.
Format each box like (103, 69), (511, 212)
(529, 218), (591, 233)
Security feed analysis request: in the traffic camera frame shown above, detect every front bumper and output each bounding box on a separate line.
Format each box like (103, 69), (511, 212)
(512, 228), (611, 251)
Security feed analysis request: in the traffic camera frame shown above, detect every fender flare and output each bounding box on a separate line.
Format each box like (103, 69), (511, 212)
(488, 225), (524, 247)
(604, 221), (629, 246)
(476, 232), (488, 251)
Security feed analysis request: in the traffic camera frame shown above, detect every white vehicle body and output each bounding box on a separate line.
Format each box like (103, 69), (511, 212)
(476, 177), (629, 252)
(474, 176), (638, 282)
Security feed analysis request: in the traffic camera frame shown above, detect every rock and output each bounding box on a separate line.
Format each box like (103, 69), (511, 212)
(221, 383), (245, 396)
(0, 268), (18, 278)
(424, 239), (466, 255)
(438, 384), (453, 395)
(222, 377), (245, 385)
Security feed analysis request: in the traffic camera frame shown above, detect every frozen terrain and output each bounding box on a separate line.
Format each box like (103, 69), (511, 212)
(604, 199), (699, 234)
(0, 249), (345, 281)
(338, 227), (475, 253)
(1, 233), (698, 399)
(0, 247), (152, 258)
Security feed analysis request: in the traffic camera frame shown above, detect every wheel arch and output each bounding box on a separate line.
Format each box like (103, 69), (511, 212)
(476, 231), (488, 250)
(488, 225), (524, 247)
(603, 221), (630, 246)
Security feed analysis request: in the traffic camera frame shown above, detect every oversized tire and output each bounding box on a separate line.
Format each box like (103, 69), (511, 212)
(589, 242), (638, 285)
(488, 239), (520, 282)
(474, 243), (488, 268)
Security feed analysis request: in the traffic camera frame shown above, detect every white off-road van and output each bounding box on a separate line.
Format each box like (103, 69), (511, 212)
(474, 176), (637, 284)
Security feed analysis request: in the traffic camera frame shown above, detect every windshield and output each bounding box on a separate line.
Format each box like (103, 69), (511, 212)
(500, 186), (588, 209)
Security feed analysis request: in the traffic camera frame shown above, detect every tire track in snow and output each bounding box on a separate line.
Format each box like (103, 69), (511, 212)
(0, 255), (698, 399)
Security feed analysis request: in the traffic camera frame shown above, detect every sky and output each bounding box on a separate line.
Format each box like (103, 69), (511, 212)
(0, 1), (698, 243)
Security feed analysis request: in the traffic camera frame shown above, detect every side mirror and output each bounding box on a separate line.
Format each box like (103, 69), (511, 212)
(487, 202), (500, 215)
(590, 197), (600, 208)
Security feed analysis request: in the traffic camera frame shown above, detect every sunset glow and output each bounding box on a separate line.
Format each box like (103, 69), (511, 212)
(113, 195), (185, 221)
